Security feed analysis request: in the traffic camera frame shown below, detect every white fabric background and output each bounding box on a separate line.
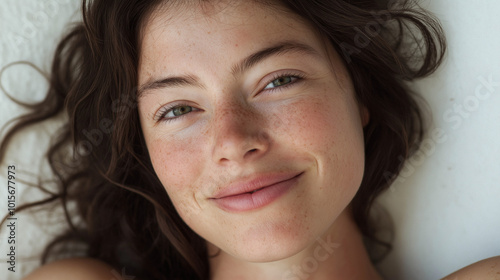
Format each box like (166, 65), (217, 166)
(0, 1), (83, 279)
(0, 1), (499, 279)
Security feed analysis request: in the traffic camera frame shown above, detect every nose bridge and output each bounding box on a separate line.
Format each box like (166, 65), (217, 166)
(216, 98), (254, 130)
(211, 98), (269, 163)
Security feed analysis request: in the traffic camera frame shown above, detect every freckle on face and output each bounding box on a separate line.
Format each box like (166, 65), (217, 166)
(137, 0), (366, 262)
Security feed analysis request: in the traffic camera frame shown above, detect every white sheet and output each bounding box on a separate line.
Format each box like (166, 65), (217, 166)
(1, 1), (499, 279)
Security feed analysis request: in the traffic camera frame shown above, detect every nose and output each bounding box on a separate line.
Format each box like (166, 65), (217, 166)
(211, 100), (270, 165)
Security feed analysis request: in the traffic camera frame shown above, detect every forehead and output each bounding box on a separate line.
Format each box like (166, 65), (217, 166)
(144, 0), (304, 33)
(138, 1), (327, 79)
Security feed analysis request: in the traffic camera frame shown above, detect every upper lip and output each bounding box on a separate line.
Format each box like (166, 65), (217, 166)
(211, 171), (303, 199)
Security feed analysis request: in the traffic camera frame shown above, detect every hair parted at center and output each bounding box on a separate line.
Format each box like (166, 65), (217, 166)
(0, 0), (445, 279)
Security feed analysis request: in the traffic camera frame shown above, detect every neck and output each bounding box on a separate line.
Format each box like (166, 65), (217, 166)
(207, 209), (383, 280)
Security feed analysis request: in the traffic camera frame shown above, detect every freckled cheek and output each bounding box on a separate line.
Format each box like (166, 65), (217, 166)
(275, 98), (344, 154)
(276, 95), (365, 182)
(147, 137), (203, 196)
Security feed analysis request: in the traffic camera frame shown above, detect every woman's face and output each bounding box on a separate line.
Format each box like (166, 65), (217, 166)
(137, 1), (368, 262)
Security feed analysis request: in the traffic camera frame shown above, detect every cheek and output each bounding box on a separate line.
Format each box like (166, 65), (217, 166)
(147, 136), (204, 217)
(276, 90), (362, 156)
(149, 137), (194, 182)
(276, 88), (365, 192)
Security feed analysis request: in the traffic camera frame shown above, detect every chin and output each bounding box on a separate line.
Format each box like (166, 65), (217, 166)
(225, 227), (318, 263)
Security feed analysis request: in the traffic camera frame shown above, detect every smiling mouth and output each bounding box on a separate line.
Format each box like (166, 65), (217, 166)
(210, 172), (304, 212)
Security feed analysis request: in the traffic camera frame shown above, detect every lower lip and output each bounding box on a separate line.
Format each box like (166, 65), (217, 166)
(211, 172), (303, 212)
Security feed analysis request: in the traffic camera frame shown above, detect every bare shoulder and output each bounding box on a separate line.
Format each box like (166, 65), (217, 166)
(23, 257), (123, 280)
(440, 256), (500, 280)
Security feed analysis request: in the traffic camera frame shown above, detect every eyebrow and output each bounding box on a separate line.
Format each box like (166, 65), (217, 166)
(137, 40), (322, 99)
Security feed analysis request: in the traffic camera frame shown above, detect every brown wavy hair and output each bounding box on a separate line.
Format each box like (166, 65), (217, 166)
(0, 0), (445, 279)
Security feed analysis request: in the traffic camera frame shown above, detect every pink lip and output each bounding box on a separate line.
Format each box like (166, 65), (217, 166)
(210, 171), (303, 212)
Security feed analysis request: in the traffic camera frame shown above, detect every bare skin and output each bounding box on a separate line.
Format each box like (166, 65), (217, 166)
(137, 1), (375, 279)
(21, 1), (500, 280)
(22, 254), (500, 279)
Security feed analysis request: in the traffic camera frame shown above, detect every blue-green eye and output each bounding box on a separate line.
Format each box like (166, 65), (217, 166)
(168, 105), (193, 117)
(156, 103), (196, 123)
(264, 74), (302, 91)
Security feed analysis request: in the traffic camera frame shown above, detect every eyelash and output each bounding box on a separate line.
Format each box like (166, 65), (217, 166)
(264, 72), (305, 93)
(155, 72), (305, 123)
(155, 102), (197, 123)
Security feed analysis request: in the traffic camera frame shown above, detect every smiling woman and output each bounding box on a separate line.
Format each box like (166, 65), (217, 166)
(0, 0), (498, 279)
(137, 4), (369, 273)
